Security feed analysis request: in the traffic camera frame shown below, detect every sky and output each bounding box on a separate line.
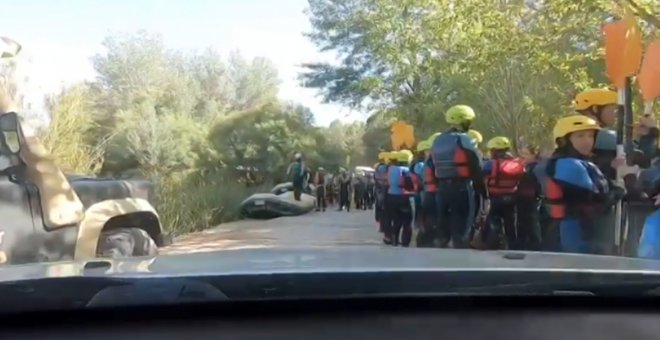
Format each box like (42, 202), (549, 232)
(1, 0), (363, 126)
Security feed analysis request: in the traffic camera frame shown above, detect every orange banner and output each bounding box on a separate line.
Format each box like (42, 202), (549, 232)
(638, 41), (660, 102)
(603, 16), (643, 88)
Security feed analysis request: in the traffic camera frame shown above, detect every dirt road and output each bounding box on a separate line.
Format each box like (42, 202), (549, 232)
(161, 209), (382, 255)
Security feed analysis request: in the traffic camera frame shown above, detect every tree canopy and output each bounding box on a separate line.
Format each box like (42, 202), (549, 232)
(301, 0), (659, 149)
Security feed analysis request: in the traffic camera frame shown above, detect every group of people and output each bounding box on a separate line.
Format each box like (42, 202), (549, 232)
(288, 153), (375, 212)
(373, 88), (660, 257)
(314, 168), (375, 212)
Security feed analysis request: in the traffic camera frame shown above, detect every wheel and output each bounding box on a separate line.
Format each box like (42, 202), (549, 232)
(96, 227), (158, 258)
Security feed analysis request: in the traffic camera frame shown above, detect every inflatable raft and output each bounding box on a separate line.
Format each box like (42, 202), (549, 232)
(270, 182), (315, 195)
(240, 191), (316, 219)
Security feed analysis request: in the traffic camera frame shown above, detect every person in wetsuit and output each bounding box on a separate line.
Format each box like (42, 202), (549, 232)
(421, 133), (442, 247)
(325, 172), (336, 208)
(287, 152), (305, 201)
(575, 89), (657, 172)
(313, 167), (327, 212)
(365, 173), (375, 209)
(517, 145), (543, 250)
(384, 149), (415, 246)
(535, 115), (624, 254)
(483, 136), (526, 250)
(353, 173), (365, 210)
(636, 156), (660, 259)
(574, 89), (657, 254)
(427, 105), (489, 248)
(411, 140), (431, 246)
(337, 168), (352, 211)
(374, 152), (391, 235)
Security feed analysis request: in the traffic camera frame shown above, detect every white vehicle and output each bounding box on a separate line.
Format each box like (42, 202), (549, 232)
(354, 166), (375, 177)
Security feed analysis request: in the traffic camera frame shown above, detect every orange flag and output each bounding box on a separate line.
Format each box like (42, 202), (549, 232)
(390, 121), (415, 151)
(638, 41), (660, 103)
(603, 13), (643, 88)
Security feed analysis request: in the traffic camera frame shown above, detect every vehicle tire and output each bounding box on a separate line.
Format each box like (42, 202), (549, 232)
(96, 227), (158, 258)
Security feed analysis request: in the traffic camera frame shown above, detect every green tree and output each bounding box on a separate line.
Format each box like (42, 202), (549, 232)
(301, 0), (656, 143)
(41, 85), (105, 174)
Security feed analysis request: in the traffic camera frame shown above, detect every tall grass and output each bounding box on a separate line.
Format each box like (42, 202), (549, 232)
(156, 170), (272, 235)
(40, 86), (105, 175)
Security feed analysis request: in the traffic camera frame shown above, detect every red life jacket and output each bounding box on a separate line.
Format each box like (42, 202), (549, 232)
(409, 162), (423, 192)
(486, 158), (526, 195)
(544, 178), (565, 219)
(423, 164), (438, 192)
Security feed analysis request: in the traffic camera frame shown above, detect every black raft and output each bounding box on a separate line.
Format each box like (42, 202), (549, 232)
(241, 183), (316, 219)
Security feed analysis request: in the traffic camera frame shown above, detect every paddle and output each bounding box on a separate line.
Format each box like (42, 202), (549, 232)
(603, 6), (643, 254)
(638, 41), (660, 115)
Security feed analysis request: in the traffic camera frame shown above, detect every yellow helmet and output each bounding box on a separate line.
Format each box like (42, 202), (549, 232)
(466, 129), (483, 144)
(552, 115), (601, 141)
(416, 140), (431, 152)
(445, 105), (476, 125)
(397, 149), (414, 163)
(378, 151), (389, 161)
(426, 132), (442, 145)
(574, 88), (617, 110)
(486, 136), (512, 150)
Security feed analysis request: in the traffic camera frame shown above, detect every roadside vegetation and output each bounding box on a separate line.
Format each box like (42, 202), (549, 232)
(9, 0), (659, 234)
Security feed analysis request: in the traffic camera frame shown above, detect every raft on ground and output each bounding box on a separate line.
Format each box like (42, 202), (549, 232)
(241, 189), (316, 219)
(270, 181), (316, 195)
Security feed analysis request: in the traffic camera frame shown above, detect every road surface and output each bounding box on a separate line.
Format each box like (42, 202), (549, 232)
(161, 209), (383, 255)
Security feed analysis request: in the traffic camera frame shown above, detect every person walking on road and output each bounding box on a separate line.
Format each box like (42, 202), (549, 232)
(365, 174), (375, 209)
(427, 105), (489, 249)
(517, 145), (543, 250)
(535, 115), (623, 254)
(337, 168), (352, 211)
(326, 172), (336, 208)
(384, 150), (416, 246)
(483, 136), (526, 250)
(354, 174), (366, 210)
(414, 139), (437, 247)
(374, 152), (392, 237)
(314, 167), (327, 212)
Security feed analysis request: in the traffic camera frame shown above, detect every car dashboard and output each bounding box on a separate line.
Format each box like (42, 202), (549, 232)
(2, 296), (658, 339)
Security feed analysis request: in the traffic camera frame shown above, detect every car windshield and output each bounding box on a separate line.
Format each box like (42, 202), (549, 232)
(1, 0), (660, 305)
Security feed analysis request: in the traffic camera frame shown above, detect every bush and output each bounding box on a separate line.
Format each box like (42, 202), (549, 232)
(40, 85), (105, 174)
(156, 170), (272, 235)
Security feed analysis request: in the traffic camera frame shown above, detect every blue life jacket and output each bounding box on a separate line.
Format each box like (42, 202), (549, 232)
(430, 132), (476, 179)
(638, 209), (660, 259)
(554, 158), (609, 192)
(638, 159), (660, 196)
(535, 156), (610, 253)
(375, 163), (389, 187)
(535, 157), (608, 220)
(387, 165), (411, 195)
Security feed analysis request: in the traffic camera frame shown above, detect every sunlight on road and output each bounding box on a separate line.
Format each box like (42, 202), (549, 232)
(161, 210), (381, 255)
